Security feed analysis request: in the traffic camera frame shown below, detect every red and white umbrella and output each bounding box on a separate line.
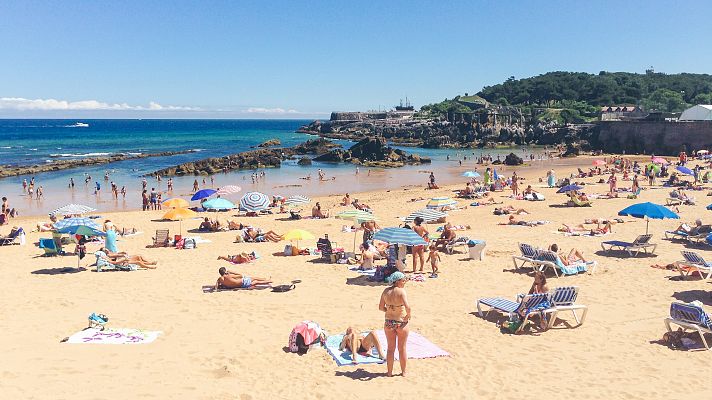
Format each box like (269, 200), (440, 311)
(217, 185), (242, 196)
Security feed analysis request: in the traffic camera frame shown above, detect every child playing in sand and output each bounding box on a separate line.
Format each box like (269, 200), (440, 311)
(426, 244), (441, 278)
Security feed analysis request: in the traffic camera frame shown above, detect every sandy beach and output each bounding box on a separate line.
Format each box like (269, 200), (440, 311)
(1, 155), (711, 400)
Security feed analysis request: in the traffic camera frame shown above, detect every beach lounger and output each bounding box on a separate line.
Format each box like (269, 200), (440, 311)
(544, 286), (588, 329)
(0, 227), (23, 246)
(569, 196), (591, 207)
(512, 243), (540, 270)
(152, 229), (170, 247)
(666, 197), (682, 206)
(675, 250), (712, 280)
(532, 250), (594, 277)
(664, 229), (689, 241)
(601, 234), (656, 257)
(476, 293), (550, 333)
(445, 236), (470, 254)
(94, 252), (137, 272)
(664, 302), (712, 350)
(39, 238), (59, 256)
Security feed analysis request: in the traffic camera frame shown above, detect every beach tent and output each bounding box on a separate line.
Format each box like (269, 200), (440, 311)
(679, 105), (712, 121)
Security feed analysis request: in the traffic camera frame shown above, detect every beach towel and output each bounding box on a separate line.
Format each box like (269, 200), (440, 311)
(65, 327), (161, 344)
(325, 330), (449, 366)
(348, 267), (376, 276)
(202, 284), (271, 293)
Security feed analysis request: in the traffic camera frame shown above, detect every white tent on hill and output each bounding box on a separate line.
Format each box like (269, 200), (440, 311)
(679, 105), (712, 121)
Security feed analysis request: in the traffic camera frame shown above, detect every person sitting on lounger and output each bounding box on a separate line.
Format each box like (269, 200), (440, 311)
(528, 271), (549, 294)
(215, 267), (272, 289)
(549, 243), (586, 265)
(674, 219), (703, 235)
(434, 223), (456, 250)
(217, 252), (255, 264)
(312, 202), (329, 218)
(339, 326), (386, 364)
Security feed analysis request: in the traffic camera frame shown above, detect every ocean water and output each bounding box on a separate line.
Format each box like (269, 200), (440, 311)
(0, 119), (550, 216)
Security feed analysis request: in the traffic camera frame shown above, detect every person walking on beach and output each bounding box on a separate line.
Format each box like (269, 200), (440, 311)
(167, 178), (173, 192)
(69, 177), (75, 189)
(647, 165), (656, 186)
(150, 188), (158, 210)
(426, 243), (440, 277)
(36, 185), (43, 200)
(379, 272), (411, 377)
(193, 179), (199, 192)
(608, 172), (617, 197)
(95, 181), (101, 195)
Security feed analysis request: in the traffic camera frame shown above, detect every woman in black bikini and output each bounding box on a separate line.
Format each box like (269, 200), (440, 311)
(339, 327), (385, 364)
(379, 271), (411, 377)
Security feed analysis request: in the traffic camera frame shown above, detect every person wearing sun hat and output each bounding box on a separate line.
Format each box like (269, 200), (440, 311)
(379, 271), (411, 377)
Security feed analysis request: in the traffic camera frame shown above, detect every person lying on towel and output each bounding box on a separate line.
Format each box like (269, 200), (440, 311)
(215, 267), (272, 290)
(339, 327), (385, 364)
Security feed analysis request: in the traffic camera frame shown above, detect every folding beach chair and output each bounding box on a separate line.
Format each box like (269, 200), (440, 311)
(664, 302), (712, 350)
(445, 236), (469, 254)
(0, 227), (23, 246)
(152, 229), (170, 247)
(512, 243), (540, 270)
(675, 251), (712, 280)
(39, 238), (59, 256)
(476, 293), (550, 333)
(544, 286), (588, 328)
(601, 234), (656, 257)
(532, 250), (594, 277)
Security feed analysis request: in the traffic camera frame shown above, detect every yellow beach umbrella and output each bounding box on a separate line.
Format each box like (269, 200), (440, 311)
(162, 198), (189, 208)
(162, 207), (198, 236)
(282, 229), (315, 248)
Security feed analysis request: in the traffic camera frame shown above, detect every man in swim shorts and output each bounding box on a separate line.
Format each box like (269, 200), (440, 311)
(215, 267), (272, 289)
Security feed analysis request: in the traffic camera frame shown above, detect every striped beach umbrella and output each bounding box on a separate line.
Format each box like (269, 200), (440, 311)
(202, 198), (236, 211)
(426, 197), (457, 210)
(463, 171), (480, 178)
(49, 204), (96, 216)
(404, 208), (447, 223)
(284, 195), (311, 207)
(216, 185), (242, 196)
(373, 227), (428, 246)
(336, 210), (377, 223)
(191, 189), (217, 201)
(240, 191), (270, 212)
(53, 217), (101, 232)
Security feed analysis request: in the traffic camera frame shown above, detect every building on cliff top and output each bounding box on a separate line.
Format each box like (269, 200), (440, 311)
(600, 105), (647, 121)
(679, 105), (712, 121)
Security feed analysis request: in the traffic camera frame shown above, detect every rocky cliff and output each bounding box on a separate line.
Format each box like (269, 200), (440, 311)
(313, 137), (430, 167)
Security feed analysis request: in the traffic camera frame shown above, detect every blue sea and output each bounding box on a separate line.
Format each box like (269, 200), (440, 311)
(0, 119), (549, 216)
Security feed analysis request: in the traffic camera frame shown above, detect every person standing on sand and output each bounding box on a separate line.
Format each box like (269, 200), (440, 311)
(411, 217), (428, 274)
(511, 172), (519, 196)
(379, 272), (411, 377)
(22, 179), (27, 193)
(608, 172), (617, 197)
(193, 179), (199, 192)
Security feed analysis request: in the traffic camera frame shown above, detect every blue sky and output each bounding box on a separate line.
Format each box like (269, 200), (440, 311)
(1, 0), (711, 118)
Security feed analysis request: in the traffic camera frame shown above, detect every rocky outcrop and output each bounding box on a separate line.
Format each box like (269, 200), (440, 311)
(297, 157), (312, 165)
(504, 153), (523, 165)
(313, 137), (430, 167)
(258, 139), (281, 147)
(0, 150), (198, 179)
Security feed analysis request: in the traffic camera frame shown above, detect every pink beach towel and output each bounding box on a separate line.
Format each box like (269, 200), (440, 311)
(374, 330), (450, 360)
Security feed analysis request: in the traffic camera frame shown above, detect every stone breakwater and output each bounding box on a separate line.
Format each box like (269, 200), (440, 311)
(0, 150), (198, 179)
(147, 138), (430, 177)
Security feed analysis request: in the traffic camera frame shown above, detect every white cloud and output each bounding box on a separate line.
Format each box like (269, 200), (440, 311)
(246, 107), (299, 114)
(0, 97), (199, 111)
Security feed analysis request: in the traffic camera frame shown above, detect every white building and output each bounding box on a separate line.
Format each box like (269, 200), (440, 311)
(679, 104), (712, 121)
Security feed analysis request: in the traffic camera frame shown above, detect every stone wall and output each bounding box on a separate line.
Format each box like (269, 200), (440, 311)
(596, 120), (712, 155)
(330, 112), (388, 121)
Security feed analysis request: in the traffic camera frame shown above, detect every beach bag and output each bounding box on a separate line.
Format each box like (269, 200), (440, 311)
(288, 321), (325, 354)
(183, 238), (197, 249)
(283, 244), (293, 256)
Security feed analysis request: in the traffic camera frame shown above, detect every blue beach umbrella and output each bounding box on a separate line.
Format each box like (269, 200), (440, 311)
(191, 189), (217, 201)
(618, 202), (679, 234)
(676, 166), (694, 176)
(53, 217), (101, 232)
(239, 191), (270, 212)
(373, 227), (428, 246)
(462, 171), (480, 178)
(556, 184), (583, 193)
(706, 204), (712, 211)
(202, 198), (236, 211)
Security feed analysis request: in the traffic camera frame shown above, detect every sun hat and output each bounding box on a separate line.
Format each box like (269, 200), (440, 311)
(386, 271), (406, 284)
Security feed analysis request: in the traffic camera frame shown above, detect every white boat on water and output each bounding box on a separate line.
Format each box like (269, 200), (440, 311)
(70, 122), (89, 128)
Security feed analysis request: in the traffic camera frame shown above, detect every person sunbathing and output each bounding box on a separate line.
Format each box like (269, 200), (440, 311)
(96, 249), (157, 269)
(359, 244), (375, 269)
(549, 243), (586, 265)
(458, 183), (475, 197)
(434, 223), (456, 250)
(217, 252), (254, 264)
(528, 271), (549, 294)
(493, 205), (529, 215)
(339, 327), (385, 364)
(559, 221), (613, 235)
(245, 227), (283, 242)
(215, 267), (272, 289)
(226, 220), (243, 230)
(199, 218), (213, 231)
(501, 215), (535, 226)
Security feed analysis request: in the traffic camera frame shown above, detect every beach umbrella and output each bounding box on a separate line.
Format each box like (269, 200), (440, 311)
(651, 157), (668, 164)
(162, 198), (189, 208)
(462, 171), (480, 178)
(404, 209), (448, 223)
(49, 204), (96, 216)
(676, 166), (694, 176)
(336, 210), (379, 252)
(162, 207), (198, 236)
(240, 191), (270, 212)
(592, 159), (606, 166)
(73, 225), (106, 237)
(618, 202), (679, 234)
(707, 204), (712, 211)
(54, 217), (100, 231)
(282, 228), (315, 248)
(284, 195), (311, 207)
(216, 185), (242, 196)
(426, 197), (457, 210)
(556, 184), (583, 193)
(191, 189), (217, 201)
(373, 227), (428, 246)
(202, 198), (236, 211)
